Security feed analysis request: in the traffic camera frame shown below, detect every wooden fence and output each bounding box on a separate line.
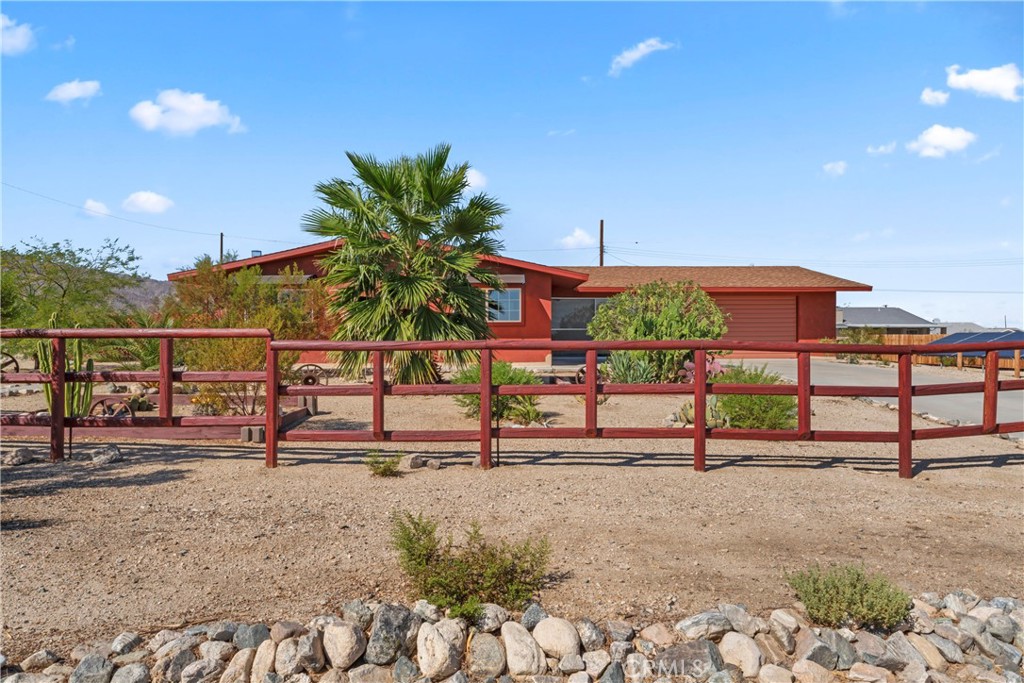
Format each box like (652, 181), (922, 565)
(877, 334), (1022, 373)
(2, 328), (1022, 479)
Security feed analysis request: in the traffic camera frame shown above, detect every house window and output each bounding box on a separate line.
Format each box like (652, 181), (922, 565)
(487, 288), (522, 323)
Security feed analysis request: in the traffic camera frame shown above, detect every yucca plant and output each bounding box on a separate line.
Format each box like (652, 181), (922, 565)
(36, 315), (95, 456)
(303, 143), (507, 384)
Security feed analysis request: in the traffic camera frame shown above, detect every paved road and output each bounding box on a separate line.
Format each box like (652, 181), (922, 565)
(754, 358), (1023, 434)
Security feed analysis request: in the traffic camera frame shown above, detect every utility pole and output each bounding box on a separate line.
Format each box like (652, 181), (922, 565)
(219, 232), (224, 263)
(599, 219), (605, 266)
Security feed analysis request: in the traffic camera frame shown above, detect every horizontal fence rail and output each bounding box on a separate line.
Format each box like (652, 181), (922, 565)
(1, 329), (1022, 478)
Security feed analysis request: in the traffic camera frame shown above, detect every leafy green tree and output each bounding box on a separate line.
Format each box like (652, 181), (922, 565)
(302, 143), (506, 384)
(1, 237), (142, 328)
(588, 280), (728, 382)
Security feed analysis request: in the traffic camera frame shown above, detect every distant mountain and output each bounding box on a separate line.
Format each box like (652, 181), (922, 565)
(113, 278), (174, 310)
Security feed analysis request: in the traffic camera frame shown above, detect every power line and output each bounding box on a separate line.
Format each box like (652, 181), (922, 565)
(874, 288), (1023, 295)
(2, 182), (302, 246)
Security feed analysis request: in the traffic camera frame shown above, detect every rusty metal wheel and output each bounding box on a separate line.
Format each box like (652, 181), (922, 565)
(1, 352), (19, 374)
(89, 398), (135, 418)
(296, 364), (329, 386)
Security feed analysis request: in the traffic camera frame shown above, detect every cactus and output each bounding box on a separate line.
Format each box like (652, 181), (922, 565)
(678, 396), (731, 429)
(36, 315), (94, 419)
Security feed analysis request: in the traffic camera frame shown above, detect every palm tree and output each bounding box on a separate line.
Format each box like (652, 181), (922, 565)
(302, 144), (507, 384)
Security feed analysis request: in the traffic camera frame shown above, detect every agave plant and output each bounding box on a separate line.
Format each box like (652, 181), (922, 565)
(303, 144), (507, 384)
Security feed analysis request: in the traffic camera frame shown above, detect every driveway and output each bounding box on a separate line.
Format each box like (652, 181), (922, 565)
(753, 358), (1023, 435)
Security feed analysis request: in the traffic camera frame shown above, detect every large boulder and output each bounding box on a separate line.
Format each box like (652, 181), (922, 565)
(323, 623), (367, 671)
(467, 632), (506, 678)
(415, 623), (460, 680)
(793, 630), (838, 670)
(250, 640), (277, 683)
(653, 641), (724, 682)
(70, 656), (115, 683)
(180, 659), (225, 683)
(674, 612), (732, 642)
(219, 648), (256, 683)
(533, 618), (582, 660)
(719, 632), (763, 678)
(365, 605), (420, 665)
(111, 664), (151, 683)
(501, 621), (546, 676)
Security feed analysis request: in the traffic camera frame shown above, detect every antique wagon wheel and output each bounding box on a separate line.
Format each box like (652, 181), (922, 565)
(89, 398), (136, 418)
(1, 352), (19, 374)
(296, 364), (329, 386)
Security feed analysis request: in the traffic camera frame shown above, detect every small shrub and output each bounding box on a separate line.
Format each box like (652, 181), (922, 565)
(837, 327), (885, 363)
(602, 351), (658, 384)
(366, 450), (402, 477)
(391, 511), (551, 619)
(191, 390), (228, 416)
(711, 363), (796, 429)
(452, 361), (543, 425)
(786, 564), (910, 630)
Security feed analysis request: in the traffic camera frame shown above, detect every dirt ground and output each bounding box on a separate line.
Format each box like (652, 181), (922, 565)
(1, 389), (1023, 661)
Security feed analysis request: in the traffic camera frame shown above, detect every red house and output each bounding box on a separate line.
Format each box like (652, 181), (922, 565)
(168, 241), (871, 362)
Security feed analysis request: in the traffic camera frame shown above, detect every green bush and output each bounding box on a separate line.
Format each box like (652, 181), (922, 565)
(602, 351), (658, 384)
(452, 361), (543, 425)
(366, 450), (403, 477)
(787, 564), (910, 630)
(391, 511), (550, 619)
(712, 363), (797, 429)
(587, 280), (728, 383)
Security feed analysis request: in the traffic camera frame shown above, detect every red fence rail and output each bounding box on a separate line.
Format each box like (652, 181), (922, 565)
(2, 329), (1022, 479)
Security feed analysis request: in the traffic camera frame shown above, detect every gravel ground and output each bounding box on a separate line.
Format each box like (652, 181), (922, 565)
(1, 390), (1022, 661)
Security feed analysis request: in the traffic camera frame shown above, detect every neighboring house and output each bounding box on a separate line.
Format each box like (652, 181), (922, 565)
(168, 241), (871, 362)
(941, 322), (1022, 335)
(836, 306), (945, 335)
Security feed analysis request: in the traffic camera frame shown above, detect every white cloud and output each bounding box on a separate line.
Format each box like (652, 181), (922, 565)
(45, 79), (102, 105)
(946, 63), (1023, 102)
(82, 199), (109, 217)
(920, 87), (949, 106)
(866, 141), (896, 155)
(608, 37), (675, 77)
(129, 89), (246, 136)
(122, 191), (174, 214)
(1, 14), (35, 56)
(906, 124), (977, 158)
(465, 168), (487, 192)
(52, 35), (75, 51)
(823, 160), (848, 177)
(559, 227), (596, 249)
(975, 147), (1001, 164)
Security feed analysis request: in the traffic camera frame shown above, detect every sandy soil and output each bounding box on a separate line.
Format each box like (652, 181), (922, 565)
(1, 390), (1023, 661)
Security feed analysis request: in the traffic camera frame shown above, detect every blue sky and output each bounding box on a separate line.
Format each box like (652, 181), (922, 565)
(3, 1), (1022, 326)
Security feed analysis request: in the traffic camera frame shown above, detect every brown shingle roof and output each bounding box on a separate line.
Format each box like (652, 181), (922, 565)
(564, 266), (871, 291)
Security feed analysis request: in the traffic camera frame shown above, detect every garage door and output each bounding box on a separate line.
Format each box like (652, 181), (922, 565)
(714, 295), (796, 342)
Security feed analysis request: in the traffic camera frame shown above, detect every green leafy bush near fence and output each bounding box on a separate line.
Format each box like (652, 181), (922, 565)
(391, 511), (550, 620)
(365, 450), (403, 477)
(452, 361), (543, 426)
(711, 363), (797, 429)
(786, 564), (911, 630)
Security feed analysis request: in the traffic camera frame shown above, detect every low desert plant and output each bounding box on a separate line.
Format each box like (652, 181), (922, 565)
(366, 450), (402, 477)
(711, 363), (797, 429)
(602, 351), (658, 384)
(391, 511), (551, 619)
(786, 564), (910, 630)
(452, 361), (543, 426)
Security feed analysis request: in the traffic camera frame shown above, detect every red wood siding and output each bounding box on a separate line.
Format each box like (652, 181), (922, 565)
(714, 295), (796, 342)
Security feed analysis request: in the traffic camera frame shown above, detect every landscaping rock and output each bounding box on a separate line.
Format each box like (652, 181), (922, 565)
(559, 654), (586, 674)
(111, 634), (143, 656)
(21, 651), (61, 672)
(719, 632), (763, 678)
(346, 664), (392, 683)
(847, 662), (892, 682)
(365, 604), (420, 665)
(91, 445), (122, 466)
(568, 673), (592, 683)
(675, 612), (732, 641)
(853, 631), (887, 666)
(904, 633), (946, 672)
(605, 621), (634, 644)
(874, 632), (927, 672)
(439, 673), (467, 683)
(152, 648), (197, 683)
(180, 660), (225, 683)
(2, 448), (35, 466)
(342, 601), (374, 631)
(583, 650), (611, 678)
(295, 631), (325, 673)
(757, 664), (794, 683)
(638, 623), (674, 648)
(653, 641), (724, 682)
(476, 604), (509, 633)
(199, 642), (237, 662)
(793, 629), (838, 670)
(71, 642), (113, 663)
(271, 623), (306, 644)
(521, 604), (549, 631)
(468, 633), (506, 678)
(988, 613), (1019, 643)
(70, 656), (114, 683)
(251, 641), (277, 683)
(234, 625), (271, 651)
(533, 618), (582, 660)
(769, 615), (797, 655)
(791, 659), (832, 683)
(434, 618), (467, 653)
(275, 639), (304, 677)
(323, 623), (366, 671)
(148, 631), (183, 653)
(755, 633), (788, 666)
(391, 656), (418, 683)
(718, 604), (755, 637)
(597, 661), (624, 683)
(412, 601), (442, 624)
(819, 629), (858, 670)
(111, 664), (150, 683)
(207, 623), (238, 643)
(416, 622), (461, 680)
(219, 648), (256, 683)
(609, 641), (634, 662)
(501, 621), (546, 676)
(922, 633), (962, 665)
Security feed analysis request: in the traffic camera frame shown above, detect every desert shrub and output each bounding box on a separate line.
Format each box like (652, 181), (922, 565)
(711, 363), (797, 429)
(452, 361), (542, 426)
(366, 450), (402, 477)
(837, 327), (885, 363)
(391, 511), (550, 619)
(602, 351), (658, 384)
(190, 390), (228, 416)
(588, 280), (728, 383)
(787, 564), (910, 630)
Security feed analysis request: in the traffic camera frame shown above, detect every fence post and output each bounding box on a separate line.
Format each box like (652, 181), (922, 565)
(159, 338), (174, 427)
(1014, 349), (1020, 379)
(797, 351), (811, 439)
(49, 337), (66, 463)
(898, 353), (913, 479)
(479, 349), (492, 469)
(372, 350), (385, 441)
(693, 349), (707, 473)
(982, 350), (999, 434)
(265, 338), (279, 468)
(585, 349), (598, 437)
